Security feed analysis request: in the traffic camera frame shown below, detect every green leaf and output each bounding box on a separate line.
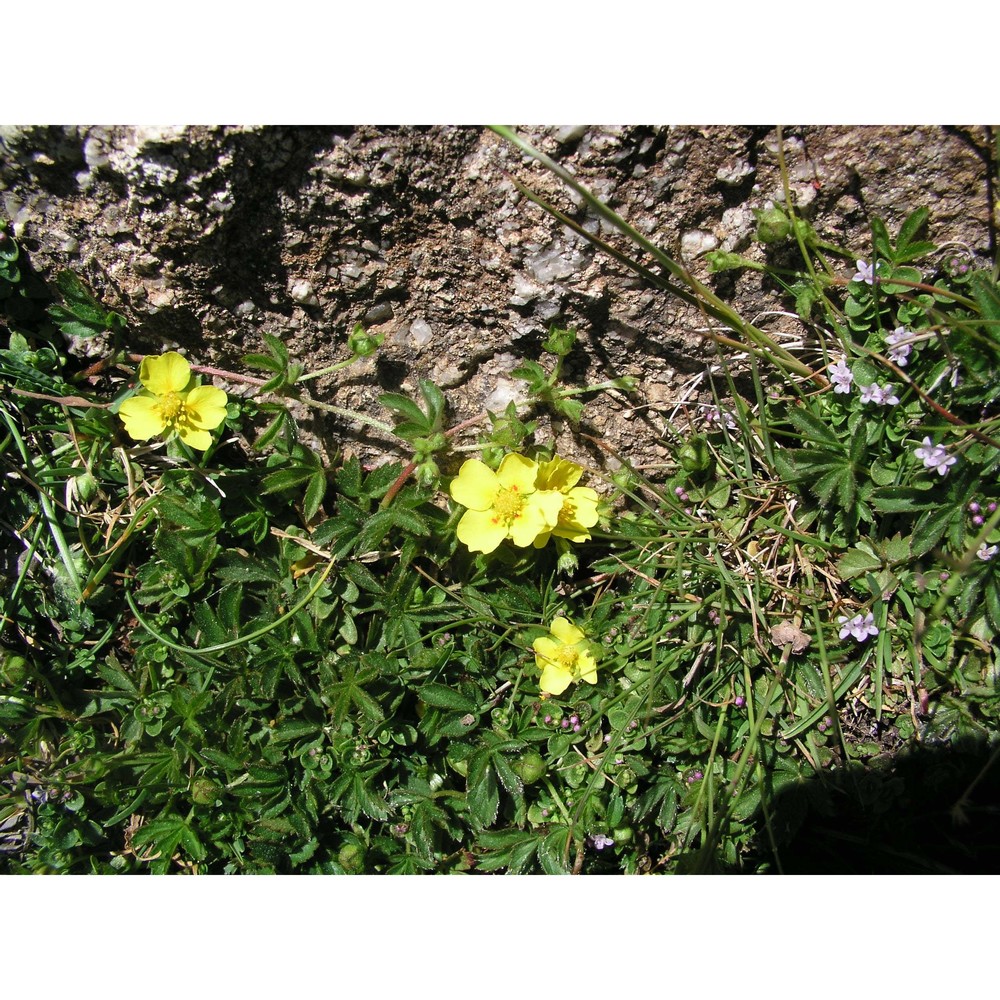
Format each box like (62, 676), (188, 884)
(467, 762), (499, 828)
(270, 720), (321, 743)
(870, 486), (936, 514)
(870, 218), (892, 262)
(912, 502), (962, 557)
(303, 470), (327, 522)
(896, 207), (929, 252)
(969, 271), (1000, 327)
(837, 547), (882, 580)
(784, 407), (840, 447)
(418, 683), (478, 713)
(553, 396), (584, 422)
(538, 826), (572, 874)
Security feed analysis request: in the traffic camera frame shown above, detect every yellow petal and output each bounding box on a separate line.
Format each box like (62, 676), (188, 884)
(566, 487), (599, 527)
(533, 635), (560, 660)
(550, 616), (585, 645)
(495, 453), (539, 492)
(185, 385), (229, 429)
(118, 395), (166, 440)
(539, 661), (572, 696)
(532, 489), (565, 527)
(507, 500), (553, 547)
(176, 424), (213, 451)
(450, 460), (499, 510)
(140, 352), (192, 395)
(576, 651), (598, 685)
(456, 507), (507, 553)
(536, 456), (583, 492)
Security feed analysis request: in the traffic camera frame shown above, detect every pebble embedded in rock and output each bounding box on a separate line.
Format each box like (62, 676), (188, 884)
(289, 279), (318, 306)
(680, 229), (719, 260)
(409, 318), (433, 348)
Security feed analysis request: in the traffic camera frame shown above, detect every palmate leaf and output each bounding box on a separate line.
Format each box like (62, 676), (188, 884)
(380, 379), (446, 439)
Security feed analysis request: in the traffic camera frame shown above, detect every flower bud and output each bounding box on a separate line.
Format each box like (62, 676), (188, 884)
(513, 751), (547, 784)
(754, 206), (792, 244)
(338, 842), (366, 874)
(542, 326), (577, 357)
(678, 436), (712, 474)
(348, 322), (384, 357)
(189, 778), (222, 806)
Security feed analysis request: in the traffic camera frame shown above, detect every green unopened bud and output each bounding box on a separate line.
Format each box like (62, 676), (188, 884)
(0, 648), (30, 687)
(754, 206), (792, 244)
(415, 457), (440, 487)
(189, 778), (222, 806)
(542, 326), (577, 357)
(348, 322), (384, 358)
(72, 471), (99, 504)
(513, 751), (547, 784)
(611, 467), (638, 492)
(678, 436), (712, 474)
(556, 547), (579, 575)
(338, 842), (366, 874)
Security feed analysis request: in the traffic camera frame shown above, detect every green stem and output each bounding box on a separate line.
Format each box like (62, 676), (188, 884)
(126, 558), (336, 655)
(491, 126), (822, 385)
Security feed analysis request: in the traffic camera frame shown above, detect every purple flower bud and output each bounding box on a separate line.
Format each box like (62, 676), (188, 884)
(674, 486), (685, 496)
(573, 724), (581, 732)
(973, 515), (985, 526)
(969, 502), (981, 513)
(989, 502), (998, 513)
(561, 719), (569, 729)
(734, 696), (745, 708)
(569, 715), (579, 725)
(544, 715), (552, 724)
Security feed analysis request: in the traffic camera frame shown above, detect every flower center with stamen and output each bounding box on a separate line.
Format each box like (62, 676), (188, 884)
(556, 498), (576, 528)
(157, 391), (184, 423)
(557, 645), (579, 670)
(492, 485), (525, 523)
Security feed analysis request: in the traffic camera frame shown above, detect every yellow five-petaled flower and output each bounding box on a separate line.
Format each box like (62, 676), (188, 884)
(533, 616), (598, 696)
(449, 454), (563, 554)
(532, 456), (600, 548)
(119, 352), (228, 451)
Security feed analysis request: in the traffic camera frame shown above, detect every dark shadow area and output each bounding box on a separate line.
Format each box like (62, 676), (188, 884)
(748, 735), (1000, 874)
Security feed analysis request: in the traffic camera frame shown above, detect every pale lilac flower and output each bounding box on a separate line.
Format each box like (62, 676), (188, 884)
(885, 327), (913, 366)
(977, 543), (998, 562)
(703, 404), (737, 431)
(588, 833), (615, 851)
(852, 260), (875, 285)
(838, 612), (879, 642)
(876, 384), (899, 406)
(858, 382), (881, 404)
(914, 437), (956, 476)
(828, 358), (854, 394)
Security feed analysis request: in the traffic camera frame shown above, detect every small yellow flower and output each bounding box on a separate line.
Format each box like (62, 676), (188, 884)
(449, 453), (563, 554)
(119, 352), (228, 451)
(533, 616), (598, 696)
(532, 456), (600, 548)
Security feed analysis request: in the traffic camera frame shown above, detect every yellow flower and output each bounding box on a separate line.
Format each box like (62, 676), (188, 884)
(450, 454), (563, 554)
(119, 352), (228, 451)
(533, 616), (598, 696)
(531, 456), (600, 548)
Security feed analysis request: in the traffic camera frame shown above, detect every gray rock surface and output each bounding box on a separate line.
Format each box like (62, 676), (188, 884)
(1, 125), (994, 468)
